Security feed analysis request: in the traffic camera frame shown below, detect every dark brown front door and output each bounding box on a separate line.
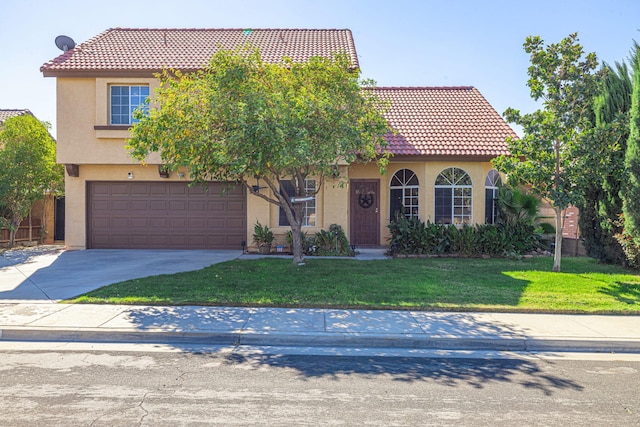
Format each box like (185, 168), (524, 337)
(350, 179), (380, 246)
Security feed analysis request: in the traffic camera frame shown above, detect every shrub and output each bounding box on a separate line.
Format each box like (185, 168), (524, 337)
(615, 214), (640, 269)
(310, 224), (354, 256)
(387, 215), (543, 257)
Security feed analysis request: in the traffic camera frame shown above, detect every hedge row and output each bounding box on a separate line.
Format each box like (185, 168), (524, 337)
(387, 216), (544, 257)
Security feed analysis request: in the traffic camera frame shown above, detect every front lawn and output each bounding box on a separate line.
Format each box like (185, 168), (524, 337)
(66, 256), (640, 314)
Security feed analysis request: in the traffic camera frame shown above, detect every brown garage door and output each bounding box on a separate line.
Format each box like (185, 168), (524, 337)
(88, 181), (246, 249)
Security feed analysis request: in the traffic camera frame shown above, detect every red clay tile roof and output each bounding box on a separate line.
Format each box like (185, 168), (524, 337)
(375, 87), (515, 157)
(0, 109), (32, 124)
(41, 28), (358, 77)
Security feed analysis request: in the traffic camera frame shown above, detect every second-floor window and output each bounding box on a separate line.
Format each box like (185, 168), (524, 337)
(110, 85), (149, 125)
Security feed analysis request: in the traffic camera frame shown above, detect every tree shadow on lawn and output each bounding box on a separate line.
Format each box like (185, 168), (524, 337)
(599, 281), (640, 306)
(120, 305), (583, 396)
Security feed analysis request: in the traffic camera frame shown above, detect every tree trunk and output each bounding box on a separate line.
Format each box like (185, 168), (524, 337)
(290, 220), (305, 264)
(553, 206), (563, 272)
(9, 214), (21, 248)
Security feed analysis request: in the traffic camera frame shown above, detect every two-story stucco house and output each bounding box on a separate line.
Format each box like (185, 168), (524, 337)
(41, 28), (516, 251)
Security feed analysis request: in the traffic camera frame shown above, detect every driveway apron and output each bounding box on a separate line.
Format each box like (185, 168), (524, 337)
(0, 247), (243, 302)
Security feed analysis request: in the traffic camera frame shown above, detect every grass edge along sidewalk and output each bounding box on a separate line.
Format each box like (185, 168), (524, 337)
(66, 256), (640, 314)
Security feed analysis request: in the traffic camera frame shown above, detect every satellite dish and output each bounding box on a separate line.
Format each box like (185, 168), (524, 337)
(55, 35), (75, 52)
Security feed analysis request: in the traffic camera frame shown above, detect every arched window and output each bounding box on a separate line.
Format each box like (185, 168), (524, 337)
(390, 169), (419, 221)
(485, 170), (502, 224)
(434, 167), (472, 225)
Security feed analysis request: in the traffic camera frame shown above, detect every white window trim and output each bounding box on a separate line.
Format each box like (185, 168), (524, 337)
(109, 84), (150, 125)
(390, 169), (420, 220)
(279, 178), (317, 227)
(435, 168), (473, 225)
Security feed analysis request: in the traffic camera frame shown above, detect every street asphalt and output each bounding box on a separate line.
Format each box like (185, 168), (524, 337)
(1, 245), (639, 353)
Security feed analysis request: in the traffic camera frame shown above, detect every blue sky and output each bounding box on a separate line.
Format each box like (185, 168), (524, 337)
(1, 0), (639, 138)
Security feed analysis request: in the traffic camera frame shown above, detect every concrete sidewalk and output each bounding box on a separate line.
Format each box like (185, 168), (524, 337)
(1, 303), (639, 353)
(1, 246), (639, 354)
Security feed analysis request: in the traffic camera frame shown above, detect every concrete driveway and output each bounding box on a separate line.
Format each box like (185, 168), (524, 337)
(0, 246), (243, 303)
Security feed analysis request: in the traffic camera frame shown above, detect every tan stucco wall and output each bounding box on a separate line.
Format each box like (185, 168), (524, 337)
(244, 161), (498, 249)
(56, 75), (500, 250)
(245, 170), (350, 249)
(57, 77), (160, 165)
(348, 160), (498, 245)
(63, 161), (499, 250)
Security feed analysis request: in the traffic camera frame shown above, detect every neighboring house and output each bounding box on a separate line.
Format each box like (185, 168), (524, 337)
(0, 109), (63, 245)
(41, 27), (516, 251)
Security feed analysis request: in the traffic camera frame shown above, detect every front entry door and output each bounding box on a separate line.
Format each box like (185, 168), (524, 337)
(350, 179), (380, 246)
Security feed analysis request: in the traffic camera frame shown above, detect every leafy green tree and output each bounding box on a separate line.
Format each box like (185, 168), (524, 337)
(620, 43), (640, 266)
(576, 58), (633, 264)
(0, 115), (63, 246)
(493, 33), (601, 272)
(129, 48), (390, 263)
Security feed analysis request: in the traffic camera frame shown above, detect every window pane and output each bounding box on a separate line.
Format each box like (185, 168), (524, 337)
(110, 85), (149, 125)
(455, 170), (472, 185)
(434, 188), (452, 224)
(278, 180), (295, 227)
(390, 169), (419, 220)
(389, 188), (403, 220)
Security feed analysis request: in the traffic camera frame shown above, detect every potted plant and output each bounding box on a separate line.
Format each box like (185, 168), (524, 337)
(253, 220), (274, 254)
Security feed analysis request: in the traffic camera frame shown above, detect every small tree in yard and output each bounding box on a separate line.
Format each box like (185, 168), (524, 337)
(0, 115), (63, 246)
(493, 33), (601, 272)
(129, 48), (391, 264)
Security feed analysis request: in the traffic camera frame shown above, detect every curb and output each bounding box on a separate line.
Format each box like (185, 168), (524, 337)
(2, 327), (640, 353)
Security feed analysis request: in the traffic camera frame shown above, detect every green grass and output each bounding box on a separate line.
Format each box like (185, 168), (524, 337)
(66, 256), (640, 314)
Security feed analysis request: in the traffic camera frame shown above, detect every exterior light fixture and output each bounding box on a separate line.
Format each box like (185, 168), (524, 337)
(158, 165), (170, 178)
(127, 172), (134, 179)
(252, 176), (267, 193)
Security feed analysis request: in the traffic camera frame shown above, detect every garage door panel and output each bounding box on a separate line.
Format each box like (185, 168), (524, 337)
(111, 234), (133, 246)
(91, 183), (112, 195)
(150, 182), (171, 195)
(111, 217), (131, 228)
(130, 218), (149, 228)
(169, 200), (187, 211)
(130, 200), (148, 210)
(110, 183), (131, 195)
(149, 218), (169, 228)
(111, 200), (130, 211)
(227, 218), (245, 228)
(188, 200), (207, 211)
(88, 181), (245, 249)
(170, 184), (190, 196)
(131, 183), (150, 194)
(149, 200), (168, 210)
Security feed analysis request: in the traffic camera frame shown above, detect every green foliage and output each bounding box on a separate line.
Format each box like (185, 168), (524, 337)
(252, 220), (274, 245)
(128, 47), (391, 263)
(493, 33), (602, 272)
(496, 185), (541, 227)
(387, 214), (541, 257)
(577, 58), (633, 265)
(615, 215), (640, 269)
(0, 115), (63, 246)
(622, 43), (640, 249)
(285, 230), (313, 254)
(69, 257), (640, 314)
(309, 224), (354, 256)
